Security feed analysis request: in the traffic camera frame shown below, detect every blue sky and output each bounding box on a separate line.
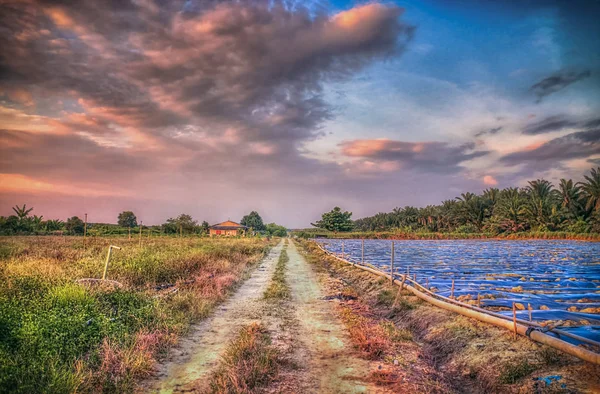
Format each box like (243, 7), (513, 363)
(0, 0), (599, 226)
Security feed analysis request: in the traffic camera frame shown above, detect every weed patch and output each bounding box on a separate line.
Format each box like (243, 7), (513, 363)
(209, 323), (282, 393)
(264, 249), (290, 300)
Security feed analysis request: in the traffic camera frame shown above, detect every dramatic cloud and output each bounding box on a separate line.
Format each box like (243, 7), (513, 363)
(0, 0), (418, 225)
(340, 139), (489, 174)
(1, 0), (598, 226)
(530, 69), (591, 102)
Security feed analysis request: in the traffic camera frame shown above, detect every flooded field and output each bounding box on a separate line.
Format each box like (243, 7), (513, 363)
(316, 239), (600, 342)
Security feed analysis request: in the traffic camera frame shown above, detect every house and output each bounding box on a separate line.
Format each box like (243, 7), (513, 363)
(209, 220), (248, 237)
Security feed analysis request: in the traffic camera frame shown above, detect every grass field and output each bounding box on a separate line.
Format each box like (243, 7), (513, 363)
(0, 236), (273, 393)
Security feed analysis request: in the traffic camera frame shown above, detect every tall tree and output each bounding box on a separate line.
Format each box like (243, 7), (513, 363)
(118, 211), (138, 227)
(163, 214), (197, 234)
(312, 207), (354, 233)
(579, 167), (600, 213)
(558, 179), (582, 219)
(493, 188), (528, 233)
(201, 220), (210, 235)
(65, 216), (85, 235)
(524, 179), (559, 230)
(240, 211), (265, 231)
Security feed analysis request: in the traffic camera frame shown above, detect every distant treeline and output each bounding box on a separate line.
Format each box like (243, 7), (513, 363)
(352, 168), (600, 236)
(0, 207), (288, 237)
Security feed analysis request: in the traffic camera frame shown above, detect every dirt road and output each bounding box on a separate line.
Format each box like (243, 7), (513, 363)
(285, 240), (379, 393)
(142, 241), (284, 393)
(142, 239), (383, 393)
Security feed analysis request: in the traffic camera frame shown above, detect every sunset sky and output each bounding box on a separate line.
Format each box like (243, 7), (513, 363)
(1, 0), (599, 227)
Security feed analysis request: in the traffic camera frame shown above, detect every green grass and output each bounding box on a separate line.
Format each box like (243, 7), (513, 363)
(263, 248), (290, 300)
(0, 236), (272, 393)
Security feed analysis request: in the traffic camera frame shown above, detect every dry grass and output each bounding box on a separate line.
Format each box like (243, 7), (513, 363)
(209, 323), (282, 394)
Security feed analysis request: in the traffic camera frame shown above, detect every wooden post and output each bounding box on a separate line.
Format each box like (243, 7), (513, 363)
(83, 213), (88, 247)
(512, 302), (518, 340)
(102, 245), (121, 280)
(128, 227), (131, 240)
(528, 303), (532, 321)
(450, 279), (455, 299)
(477, 293), (481, 308)
(361, 239), (364, 265)
(400, 274), (406, 290)
(341, 241), (344, 259)
(139, 221), (142, 247)
(426, 277), (429, 289)
(390, 241), (394, 284)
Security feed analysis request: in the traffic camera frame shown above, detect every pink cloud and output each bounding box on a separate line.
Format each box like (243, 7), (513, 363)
(483, 175), (498, 185)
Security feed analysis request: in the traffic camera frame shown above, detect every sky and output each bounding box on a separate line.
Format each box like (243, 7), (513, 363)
(1, 0), (599, 228)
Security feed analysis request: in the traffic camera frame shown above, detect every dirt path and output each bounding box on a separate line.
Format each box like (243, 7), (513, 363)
(141, 240), (284, 393)
(285, 240), (380, 394)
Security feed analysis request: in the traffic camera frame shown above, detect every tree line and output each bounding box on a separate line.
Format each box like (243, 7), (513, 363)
(352, 167), (600, 235)
(0, 207), (287, 237)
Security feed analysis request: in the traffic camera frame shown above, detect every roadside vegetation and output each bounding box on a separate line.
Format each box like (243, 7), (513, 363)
(209, 323), (283, 394)
(298, 240), (600, 393)
(0, 208), (287, 238)
(0, 236), (273, 393)
(263, 241), (290, 300)
(301, 167), (600, 239)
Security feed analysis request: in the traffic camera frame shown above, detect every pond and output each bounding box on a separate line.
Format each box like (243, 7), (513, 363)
(315, 239), (600, 343)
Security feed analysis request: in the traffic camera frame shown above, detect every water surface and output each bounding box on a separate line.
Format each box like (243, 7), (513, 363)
(316, 239), (600, 342)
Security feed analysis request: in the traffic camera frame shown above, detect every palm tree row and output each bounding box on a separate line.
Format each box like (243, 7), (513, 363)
(353, 167), (600, 234)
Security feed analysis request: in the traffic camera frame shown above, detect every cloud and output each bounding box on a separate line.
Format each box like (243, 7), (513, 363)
(340, 139), (489, 174)
(475, 126), (503, 137)
(522, 115), (576, 135)
(530, 69), (591, 102)
(483, 175), (498, 185)
(0, 1), (417, 226)
(501, 129), (600, 169)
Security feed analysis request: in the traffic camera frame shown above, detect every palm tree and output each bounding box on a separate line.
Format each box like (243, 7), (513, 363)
(558, 178), (582, 219)
(456, 192), (476, 203)
(579, 167), (600, 213)
(31, 215), (43, 233)
(12, 204), (33, 220)
(524, 179), (559, 229)
(483, 188), (500, 204)
(495, 188), (528, 233)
